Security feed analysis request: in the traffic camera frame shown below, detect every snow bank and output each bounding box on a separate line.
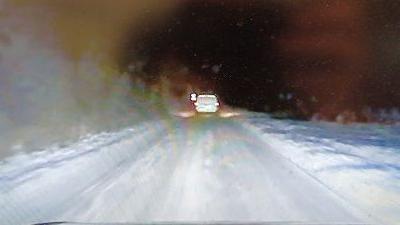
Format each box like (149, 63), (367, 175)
(247, 113), (400, 225)
(0, 121), (168, 225)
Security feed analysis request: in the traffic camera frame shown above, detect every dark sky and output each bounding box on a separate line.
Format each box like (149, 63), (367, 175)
(120, 0), (400, 121)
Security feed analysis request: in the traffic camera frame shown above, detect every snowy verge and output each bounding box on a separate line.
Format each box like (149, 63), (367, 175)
(246, 113), (400, 225)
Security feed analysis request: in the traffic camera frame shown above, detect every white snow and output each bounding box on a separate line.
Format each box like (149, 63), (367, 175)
(0, 113), (398, 225)
(247, 113), (400, 225)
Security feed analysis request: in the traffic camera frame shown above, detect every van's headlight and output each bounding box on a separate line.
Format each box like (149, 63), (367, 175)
(190, 93), (197, 101)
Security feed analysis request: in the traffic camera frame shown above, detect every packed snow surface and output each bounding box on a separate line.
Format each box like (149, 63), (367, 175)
(1, 113), (399, 225)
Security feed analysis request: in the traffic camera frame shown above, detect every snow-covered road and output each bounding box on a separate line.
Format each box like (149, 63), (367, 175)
(1, 114), (398, 225)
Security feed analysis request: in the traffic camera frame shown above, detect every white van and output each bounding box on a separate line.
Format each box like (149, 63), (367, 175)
(193, 94), (220, 113)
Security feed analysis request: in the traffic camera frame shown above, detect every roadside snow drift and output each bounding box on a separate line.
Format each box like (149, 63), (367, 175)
(247, 113), (400, 225)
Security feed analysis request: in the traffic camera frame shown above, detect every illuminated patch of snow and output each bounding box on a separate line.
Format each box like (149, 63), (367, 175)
(247, 113), (400, 225)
